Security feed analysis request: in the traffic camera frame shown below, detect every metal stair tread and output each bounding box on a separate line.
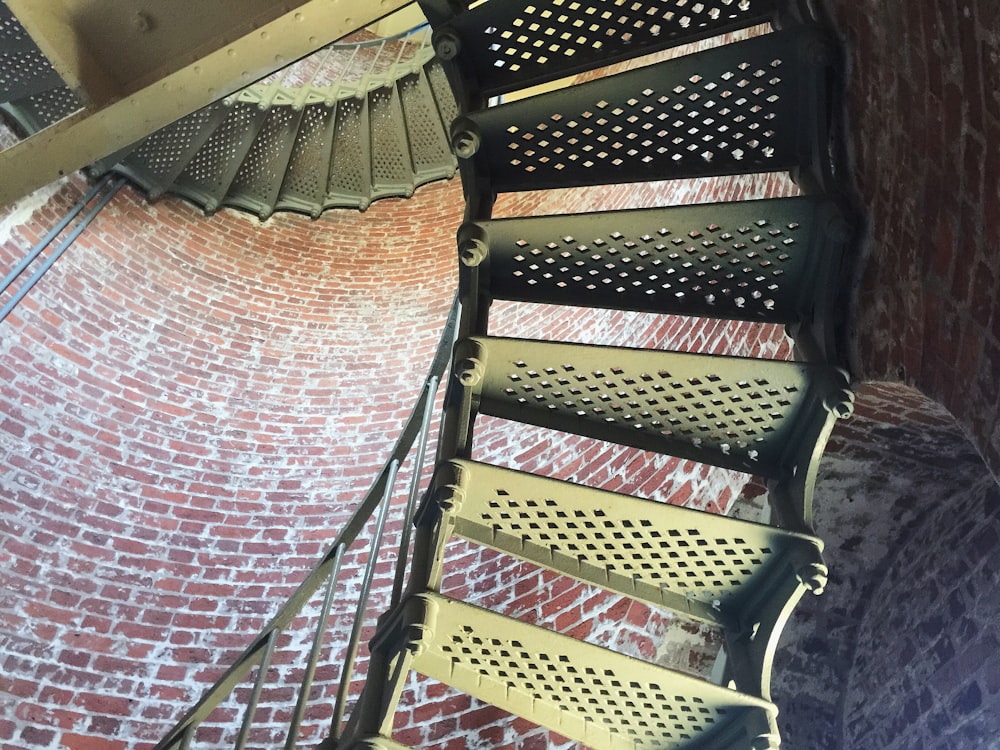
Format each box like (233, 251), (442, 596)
(458, 195), (852, 362)
(426, 458), (825, 629)
(0, 1), (66, 103)
(435, 0), (781, 98)
(226, 104), (305, 218)
(452, 335), (850, 478)
(451, 28), (833, 194)
(380, 591), (778, 750)
(107, 103), (232, 195)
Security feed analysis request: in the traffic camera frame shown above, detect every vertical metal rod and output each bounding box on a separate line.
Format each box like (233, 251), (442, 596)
(283, 544), (347, 750)
(390, 375), (440, 607)
(178, 725), (195, 750)
(0, 175), (111, 296)
(234, 630), (279, 750)
(391, 31), (408, 70)
(330, 459), (400, 738)
(0, 177), (125, 325)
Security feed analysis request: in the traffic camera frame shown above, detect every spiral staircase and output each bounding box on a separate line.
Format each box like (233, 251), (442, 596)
(1, 1), (863, 748)
(0, 1), (458, 218)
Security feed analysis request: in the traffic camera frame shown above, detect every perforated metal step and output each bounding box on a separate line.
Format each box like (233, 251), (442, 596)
(106, 103), (232, 196)
(0, 2), (66, 103)
(425, 458), (825, 620)
(416, 459), (826, 699)
(450, 28), (835, 194)
(226, 105), (305, 218)
(457, 196), (852, 359)
(429, 0), (781, 99)
(398, 68), (457, 185)
(0, 85), (81, 134)
(171, 102), (270, 213)
(452, 336), (850, 473)
(370, 83), (417, 201)
(372, 592), (779, 750)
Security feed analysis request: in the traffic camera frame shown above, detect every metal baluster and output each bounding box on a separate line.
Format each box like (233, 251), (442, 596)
(330, 459), (400, 738)
(234, 630), (279, 750)
(283, 544), (347, 750)
(390, 375), (440, 607)
(0, 177), (125, 325)
(0, 175), (111, 296)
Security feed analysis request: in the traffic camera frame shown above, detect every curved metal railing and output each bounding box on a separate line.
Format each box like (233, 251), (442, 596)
(154, 294), (459, 750)
(226, 23), (434, 110)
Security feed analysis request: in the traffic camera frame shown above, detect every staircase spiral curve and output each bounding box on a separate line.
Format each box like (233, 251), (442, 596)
(0, 2), (459, 219)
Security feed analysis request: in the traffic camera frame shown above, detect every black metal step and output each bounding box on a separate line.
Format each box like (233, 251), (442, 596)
(0, 2), (66, 103)
(451, 28), (835, 194)
(430, 0), (783, 99)
(442, 336), (851, 530)
(457, 196), (852, 361)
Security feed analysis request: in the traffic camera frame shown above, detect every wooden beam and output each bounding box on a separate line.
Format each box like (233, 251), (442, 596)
(0, 0), (414, 208)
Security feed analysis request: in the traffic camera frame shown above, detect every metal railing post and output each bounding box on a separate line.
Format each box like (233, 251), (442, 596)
(283, 543), (347, 750)
(234, 630), (279, 750)
(330, 459), (400, 738)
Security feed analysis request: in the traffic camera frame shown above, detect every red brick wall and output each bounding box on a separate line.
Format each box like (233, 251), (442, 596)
(0, 177), (461, 748)
(20, 6), (994, 743)
(827, 0), (1000, 475)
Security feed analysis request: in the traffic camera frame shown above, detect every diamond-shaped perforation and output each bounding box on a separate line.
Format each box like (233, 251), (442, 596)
(497, 209), (807, 319)
(399, 72), (451, 171)
(370, 87), (411, 186)
(230, 106), (299, 202)
(482, 342), (806, 466)
(501, 56), (787, 177)
(479, 491), (773, 603)
(328, 98), (367, 197)
(437, 625), (727, 745)
(127, 107), (219, 181)
(281, 103), (335, 201)
(456, 0), (773, 94)
(180, 104), (260, 187)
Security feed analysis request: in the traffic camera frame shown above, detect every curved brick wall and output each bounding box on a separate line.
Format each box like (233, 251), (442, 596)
(827, 0), (1000, 475)
(0, 177), (461, 748)
(771, 383), (1000, 748)
(3, 1), (995, 746)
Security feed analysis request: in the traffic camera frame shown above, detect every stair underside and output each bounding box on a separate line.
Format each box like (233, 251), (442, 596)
(385, 592), (778, 750)
(429, 459), (824, 628)
(0, 39), (459, 218)
(453, 336), (848, 478)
